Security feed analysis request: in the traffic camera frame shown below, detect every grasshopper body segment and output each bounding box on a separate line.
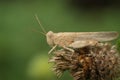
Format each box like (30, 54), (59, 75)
(46, 31), (119, 48)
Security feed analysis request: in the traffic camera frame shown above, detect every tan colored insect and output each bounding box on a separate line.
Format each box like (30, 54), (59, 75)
(35, 15), (119, 54)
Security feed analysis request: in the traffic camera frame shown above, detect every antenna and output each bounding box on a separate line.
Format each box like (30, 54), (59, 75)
(35, 14), (47, 34)
(32, 29), (46, 36)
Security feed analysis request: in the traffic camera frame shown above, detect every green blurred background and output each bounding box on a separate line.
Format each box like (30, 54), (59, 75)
(0, 0), (120, 80)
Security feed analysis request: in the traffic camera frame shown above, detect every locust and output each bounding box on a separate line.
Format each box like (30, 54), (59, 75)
(35, 15), (119, 54)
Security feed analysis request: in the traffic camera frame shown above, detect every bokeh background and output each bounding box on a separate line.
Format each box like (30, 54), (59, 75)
(0, 0), (120, 80)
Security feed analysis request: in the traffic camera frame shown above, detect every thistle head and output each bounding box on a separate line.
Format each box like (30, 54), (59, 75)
(49, 42), (120, 80)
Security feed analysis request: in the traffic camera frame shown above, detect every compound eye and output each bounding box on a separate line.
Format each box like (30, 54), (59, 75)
(46, 31), (54, 46)
(47, 31), (54, 38)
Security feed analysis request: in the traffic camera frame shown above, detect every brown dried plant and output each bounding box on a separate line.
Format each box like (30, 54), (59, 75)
(49, 42), (120, 80)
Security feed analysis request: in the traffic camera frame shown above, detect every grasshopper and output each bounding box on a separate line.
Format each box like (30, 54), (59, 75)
(35, 15), (119, 54)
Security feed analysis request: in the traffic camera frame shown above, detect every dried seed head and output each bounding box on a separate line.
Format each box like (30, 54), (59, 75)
(49, 42), (120, 80)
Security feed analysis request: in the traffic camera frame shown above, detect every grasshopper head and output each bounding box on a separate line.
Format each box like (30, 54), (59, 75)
(46, 31), (54, 46)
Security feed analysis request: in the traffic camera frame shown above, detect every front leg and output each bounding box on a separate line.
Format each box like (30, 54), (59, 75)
(48, 45), (57, 54)
(63, 46), (74, 53)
